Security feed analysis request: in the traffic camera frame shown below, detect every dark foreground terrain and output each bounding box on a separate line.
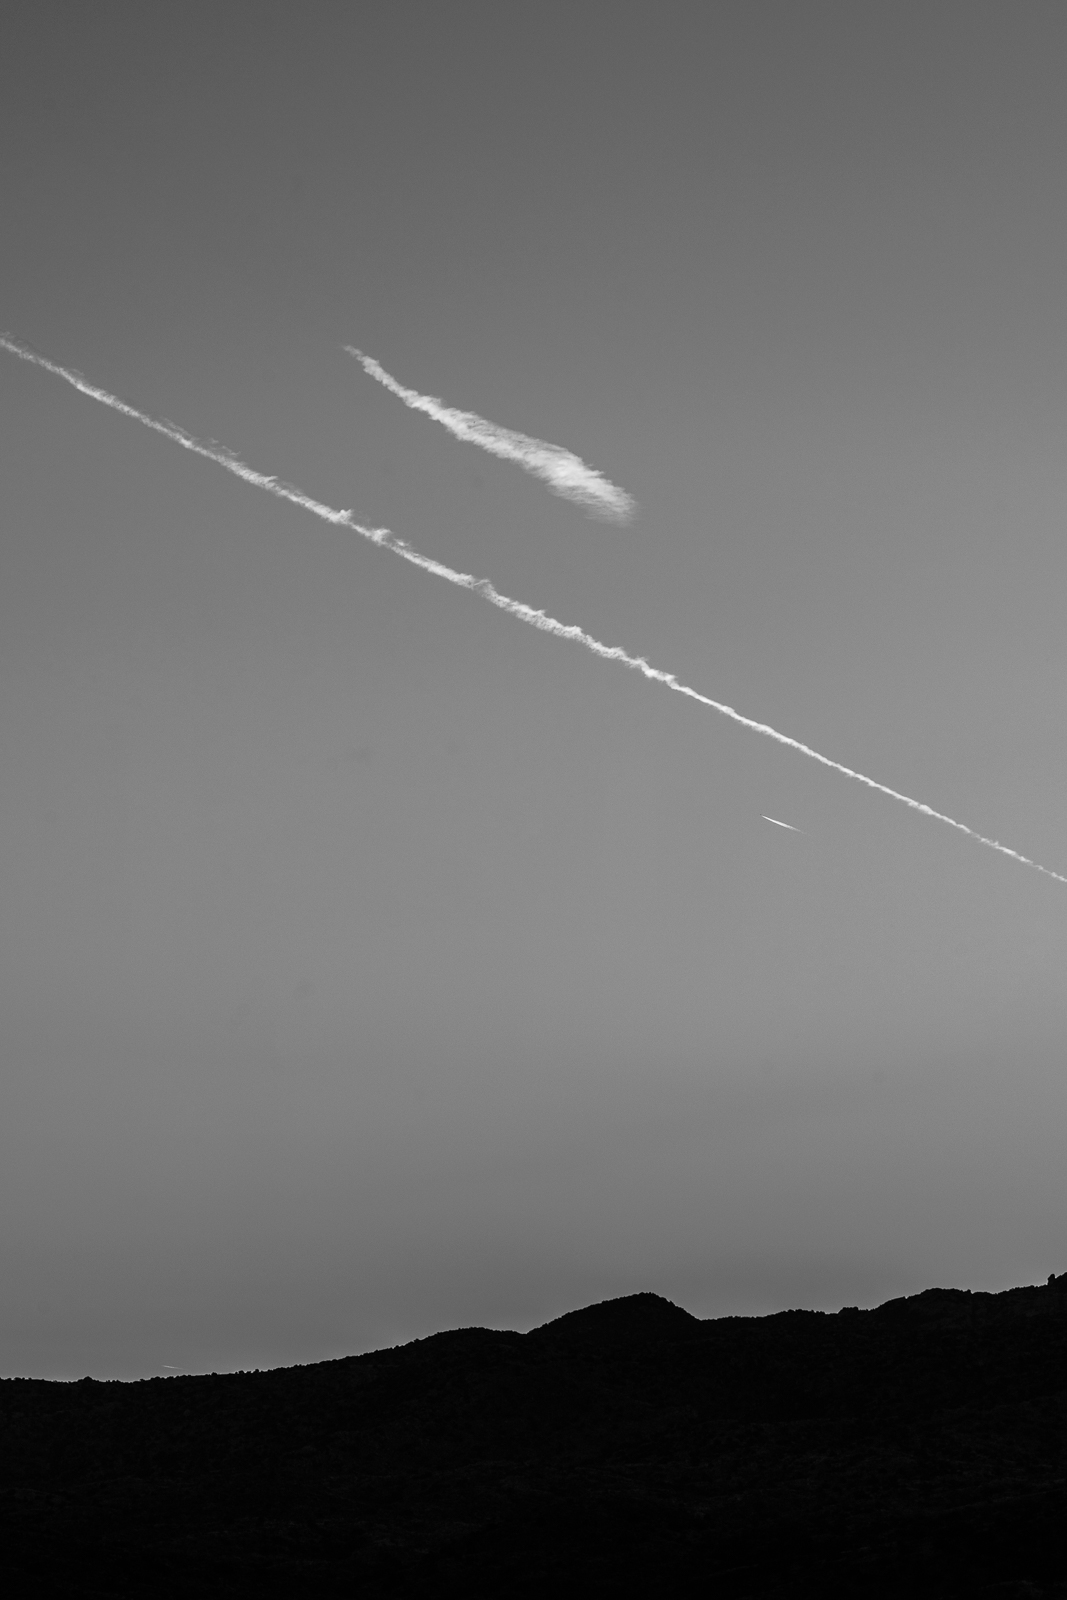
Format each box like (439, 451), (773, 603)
(3, 1278), (1067, 1597)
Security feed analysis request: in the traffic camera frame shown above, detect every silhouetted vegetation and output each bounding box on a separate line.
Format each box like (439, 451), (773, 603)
(3, 1277), (1067, 1595)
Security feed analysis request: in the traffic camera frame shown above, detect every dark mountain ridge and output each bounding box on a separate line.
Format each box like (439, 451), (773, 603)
(3, 1276), (1067, 1595)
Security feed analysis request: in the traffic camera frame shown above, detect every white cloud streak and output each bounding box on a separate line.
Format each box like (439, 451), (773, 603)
(345, 347), (636, 523)
(762, 816), (801, 832)
(3, 332), (1064, 888)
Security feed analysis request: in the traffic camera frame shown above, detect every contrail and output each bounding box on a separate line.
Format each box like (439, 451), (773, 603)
(345, 347), (636, 523)
(762, 816), (801, 832)
(3, 332), (1065, 888)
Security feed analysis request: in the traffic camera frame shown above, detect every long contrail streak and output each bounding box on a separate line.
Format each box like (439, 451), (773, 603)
(345, 347), (636, 523)
(3, 332), (1064, 888)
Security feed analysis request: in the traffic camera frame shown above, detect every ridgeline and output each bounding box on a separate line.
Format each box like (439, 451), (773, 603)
(4, 1277), (1067, 1595)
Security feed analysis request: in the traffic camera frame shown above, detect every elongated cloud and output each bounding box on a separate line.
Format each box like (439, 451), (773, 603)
(3, 332), (1064, 887)
(345, 347), (636, 523)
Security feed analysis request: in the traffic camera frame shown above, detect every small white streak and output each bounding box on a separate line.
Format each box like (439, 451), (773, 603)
(345, 347), (636, 523)
(3, 332), (1065, 889)
(762, 816), (801, 832)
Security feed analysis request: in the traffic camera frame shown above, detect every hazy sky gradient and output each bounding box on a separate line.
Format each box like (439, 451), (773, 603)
(3, 1), (1067, 1378)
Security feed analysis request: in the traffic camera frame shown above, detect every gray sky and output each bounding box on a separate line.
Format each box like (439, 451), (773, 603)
(3, 1), (1066, 1378)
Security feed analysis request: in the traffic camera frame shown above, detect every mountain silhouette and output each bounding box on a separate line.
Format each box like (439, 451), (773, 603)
(3, 1276), (1067, 1596)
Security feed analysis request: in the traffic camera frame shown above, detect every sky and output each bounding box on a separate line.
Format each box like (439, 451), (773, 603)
(2, 1), (1066, 1379)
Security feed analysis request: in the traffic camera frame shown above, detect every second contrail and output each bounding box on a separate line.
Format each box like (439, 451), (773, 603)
(3, 332), (1064, 888)
(346, 347), (636, 523)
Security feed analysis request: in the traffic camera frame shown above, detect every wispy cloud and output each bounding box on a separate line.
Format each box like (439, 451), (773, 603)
(762, 816), (801, 832)
(3, 332), (1064, 888)
(345, 347), (636, 523)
